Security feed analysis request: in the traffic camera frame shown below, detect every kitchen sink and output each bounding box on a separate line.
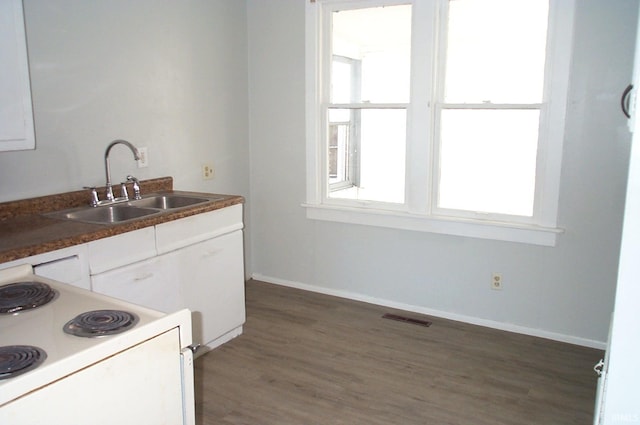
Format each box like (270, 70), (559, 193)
(128, 195), (212, 210)
(44, 193), (221, 225)
(46, 205), (160, 225)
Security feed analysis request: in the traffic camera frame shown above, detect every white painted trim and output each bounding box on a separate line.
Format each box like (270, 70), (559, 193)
(535, 0), (575, 228)
(329, 103), (409, 109)
(305, 1), (323, 205)
(303, 202), (562, 246)
(251, 273), (605, 350)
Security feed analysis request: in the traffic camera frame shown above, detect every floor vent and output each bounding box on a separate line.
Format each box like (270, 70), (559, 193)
(382, 313), (432, 327)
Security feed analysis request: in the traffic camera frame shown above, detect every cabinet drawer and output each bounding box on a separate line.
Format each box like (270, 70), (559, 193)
(34, 254), (89, 290)
(155, 204), (243, 254)
(87, 227), (156, 274)
(0, 245), (91, 290)
(91, 256), (181, 314)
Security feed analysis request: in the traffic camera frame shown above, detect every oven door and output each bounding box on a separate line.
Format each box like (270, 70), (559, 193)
(0, 329), (189, 424)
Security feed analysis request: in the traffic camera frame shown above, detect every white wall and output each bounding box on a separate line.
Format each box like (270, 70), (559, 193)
(247, 0), (638, 346)
(0, 0), (249, 203)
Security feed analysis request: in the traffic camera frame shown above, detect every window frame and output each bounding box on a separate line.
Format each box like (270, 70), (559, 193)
(304, 0), (574, 246)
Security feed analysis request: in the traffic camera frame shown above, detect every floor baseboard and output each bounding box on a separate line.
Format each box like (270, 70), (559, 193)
(250, 273), (606, 350)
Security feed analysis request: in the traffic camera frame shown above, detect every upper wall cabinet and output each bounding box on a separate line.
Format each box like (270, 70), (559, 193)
(0, 0), (35, 151)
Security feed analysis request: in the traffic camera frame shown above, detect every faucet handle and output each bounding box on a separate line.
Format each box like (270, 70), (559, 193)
(104, 184), (115, 202)
(119, 182), (130, 201)
(126, 175), (142, 200)
(83, 186), (99, 207)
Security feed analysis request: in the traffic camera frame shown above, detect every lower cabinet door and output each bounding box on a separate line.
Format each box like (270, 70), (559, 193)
(91, 230), (245, 348)
(171, 230), (246, 347)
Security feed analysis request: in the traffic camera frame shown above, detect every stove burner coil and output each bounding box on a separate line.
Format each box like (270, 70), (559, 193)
(63, 310), (139, 338)
(0, 345), (47, 380)
(0, 281), (57, 314)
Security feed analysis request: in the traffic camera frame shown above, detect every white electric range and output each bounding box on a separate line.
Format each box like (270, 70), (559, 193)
(0, 264), (196, 424)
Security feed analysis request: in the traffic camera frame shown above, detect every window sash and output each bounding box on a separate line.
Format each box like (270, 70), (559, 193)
(432, 103), (543, 224)
(438, 103), (543, 110)
(323, 1), (412, 206)
(432, 107), (542, 223)
(324, 105), (409, 205)
(430, 0), (549, 222)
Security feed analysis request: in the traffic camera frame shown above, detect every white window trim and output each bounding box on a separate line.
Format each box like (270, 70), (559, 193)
(304, 0), (574, 247)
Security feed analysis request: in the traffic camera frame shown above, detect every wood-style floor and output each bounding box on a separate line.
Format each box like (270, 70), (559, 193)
(195, 280), (602, 425)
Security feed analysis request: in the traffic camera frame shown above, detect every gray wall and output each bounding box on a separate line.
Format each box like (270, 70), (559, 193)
(247, 0), (638, 346)
(0, 0), (252, 273)
(0, 0), (249, 202)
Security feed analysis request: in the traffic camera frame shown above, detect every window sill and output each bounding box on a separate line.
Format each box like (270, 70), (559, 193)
(302, 203), (563, 246)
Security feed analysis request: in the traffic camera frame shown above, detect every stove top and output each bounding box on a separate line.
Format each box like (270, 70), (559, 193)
(0, 264), (193, 407)
(0, 345), (47, 381)
(63, 309), (139, 338)
(0, 281), (57, 314)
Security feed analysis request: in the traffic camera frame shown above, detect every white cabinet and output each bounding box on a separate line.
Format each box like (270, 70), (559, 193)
(0, 204), (245, 352)
(91, 255), (182, 314)
(87, 227), (156, 274)
(0, 245), (91, 290)
(0, 0), (35, 151)
(155, 204), (243, 253)
(169, 230), (245, 348)
(33, 255), (87, 288)
(89, 205), (246, 351)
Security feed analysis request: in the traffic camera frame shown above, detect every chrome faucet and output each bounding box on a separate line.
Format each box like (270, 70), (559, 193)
(104, 140), (140, 202)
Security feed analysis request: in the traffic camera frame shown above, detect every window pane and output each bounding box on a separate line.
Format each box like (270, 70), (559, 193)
(329, 109), (406, 204)
(444, 0), (549, 103)
(331, 5), (411, 103)
(438, 109), (539, 216)
(328, 122), (350, 183)
(331, 58), (354, 104)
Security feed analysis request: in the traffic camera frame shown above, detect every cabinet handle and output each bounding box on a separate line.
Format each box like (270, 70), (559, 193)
(621, 84), (633, 118)
(202, 249), (222, 258)
(134, 272), (154, 281)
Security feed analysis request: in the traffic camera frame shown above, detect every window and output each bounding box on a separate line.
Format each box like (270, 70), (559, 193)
(305, 0), (574, 246)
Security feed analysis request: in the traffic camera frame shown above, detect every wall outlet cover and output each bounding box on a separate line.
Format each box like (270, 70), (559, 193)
(491, 272), (503, 290)
(202, 163), (214, 180)
(137, 147), (149, 168)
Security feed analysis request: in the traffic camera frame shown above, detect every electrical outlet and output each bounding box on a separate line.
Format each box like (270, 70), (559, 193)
(202, 163), (214, 180)
(137, 147), (148, 168)
(491, 272), (503, 290)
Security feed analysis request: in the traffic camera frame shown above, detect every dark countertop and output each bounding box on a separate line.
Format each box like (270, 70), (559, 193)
(0, 177), (244, 263)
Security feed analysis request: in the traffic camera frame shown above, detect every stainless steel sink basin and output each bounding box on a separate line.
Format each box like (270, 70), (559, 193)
(46, 205), (160, 225)
(128, 195), (212, 210)
(44, 193), (222, 225)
